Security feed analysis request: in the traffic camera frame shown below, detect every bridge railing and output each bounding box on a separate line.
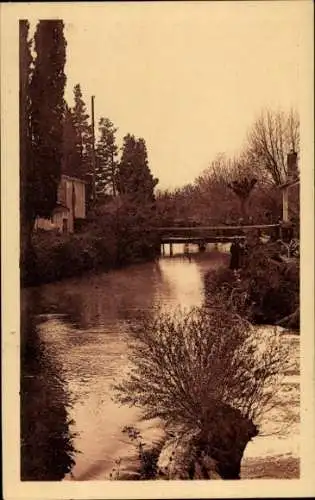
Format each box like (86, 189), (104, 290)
(151, 224), (280, 238)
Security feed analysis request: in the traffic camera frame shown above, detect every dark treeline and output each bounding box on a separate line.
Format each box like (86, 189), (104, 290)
(20, 20), (159, 287)
(19, 19), (300, 482)
(20, 20), (300, 290)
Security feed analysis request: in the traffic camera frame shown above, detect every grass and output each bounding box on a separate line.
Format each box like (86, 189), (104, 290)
(241, 456), (299, 479)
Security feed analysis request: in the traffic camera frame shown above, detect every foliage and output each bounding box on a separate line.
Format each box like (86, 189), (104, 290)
(95, 117), (119, 196)
(23, 230), (114, 286)
(117, 134), (158, 204)
(19, 20), (33, 227)
(155, 108), (299, 226)
(20, 20), (67, 281)
(204, 242), (300, 328)
(22, 200), (160, 286)
(113, 426), (164, 480)
(112, 201), (160, 265)
(29, 20), (67, 220)
(19, 20), (34, 271)
(227, 176), (257, 219)
(61, 104), (81, 177)
(114, 307), (289, 477)
(71, 83), (93, 178)
(155, 149), (283, 226)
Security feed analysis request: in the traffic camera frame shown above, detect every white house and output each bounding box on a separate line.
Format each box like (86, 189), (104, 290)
(34, 175), (88, 233)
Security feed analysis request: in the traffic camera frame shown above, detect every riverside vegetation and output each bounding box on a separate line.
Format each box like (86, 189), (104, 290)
(22, 201), (160, 287)
(205, 240), (300, 330)
(20, 20), (300, 481)
(112, 306), (291, 480)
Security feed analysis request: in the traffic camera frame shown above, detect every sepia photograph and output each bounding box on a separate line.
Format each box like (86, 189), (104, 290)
(1, 1), (314, 499)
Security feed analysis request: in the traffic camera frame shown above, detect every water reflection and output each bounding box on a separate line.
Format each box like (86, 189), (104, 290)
(22, 249), (228, 480)
(21, 299), (76, 480)
(21, 246), (298, 480)
(27, 260), (169, 331)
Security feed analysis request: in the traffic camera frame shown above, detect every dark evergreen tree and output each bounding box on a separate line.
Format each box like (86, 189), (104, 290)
(20, 20), (33, 264)
(95, 117), (118, 196)
(61, 104), (81, 177)
(71, 84), (93, 178)
(29, 20), (67, 219)
(117, 134), (158, 203)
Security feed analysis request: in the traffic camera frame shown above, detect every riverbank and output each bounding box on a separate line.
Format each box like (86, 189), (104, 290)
(22, 226), (160, 287)
(204, 241), (300, 330)
(108, 323), (299, 481)
(21, 252), (299, 481)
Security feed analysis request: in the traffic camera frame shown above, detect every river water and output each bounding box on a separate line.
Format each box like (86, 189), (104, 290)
(21, 244), (300, 480)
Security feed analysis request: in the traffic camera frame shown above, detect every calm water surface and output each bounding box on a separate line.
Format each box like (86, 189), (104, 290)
(21, 245), (299, 480)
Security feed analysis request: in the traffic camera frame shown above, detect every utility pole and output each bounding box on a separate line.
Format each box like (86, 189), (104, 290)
(111, 149), (116, 197)
(91, 95), (96, 203)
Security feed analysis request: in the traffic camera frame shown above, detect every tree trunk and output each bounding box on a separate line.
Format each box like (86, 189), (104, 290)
(240, 197), (248, 221)
(276, 307), (300, 329)
(157, 405), (258, 480)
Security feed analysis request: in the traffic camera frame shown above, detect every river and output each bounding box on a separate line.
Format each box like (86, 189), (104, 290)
(21, 244), (300, 480)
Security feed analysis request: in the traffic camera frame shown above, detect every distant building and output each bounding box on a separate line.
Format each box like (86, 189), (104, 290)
(279, 152), (300, 222)
(34, 175), (87, 233)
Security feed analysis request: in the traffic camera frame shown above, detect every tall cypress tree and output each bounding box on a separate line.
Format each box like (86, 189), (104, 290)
(71, 84), (93, 178)
(95, 117), (118, 196)
(62, 104), (81, 178)
(20, 20), (33, 265)
(29, 20), (67, 219)
(20, 20), (32, 218)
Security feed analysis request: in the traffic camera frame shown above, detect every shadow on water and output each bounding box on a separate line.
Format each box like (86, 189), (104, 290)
(20, 249), (231, 480)
(25, 260), (174, 331)
(21, 296), (76, 480)
(20, 248), (299, 480)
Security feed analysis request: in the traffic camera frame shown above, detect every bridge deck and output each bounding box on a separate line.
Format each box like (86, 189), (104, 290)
(156, 224), (279, 232)
(156, 224), (279, 244)
(161, 236), (245, 244)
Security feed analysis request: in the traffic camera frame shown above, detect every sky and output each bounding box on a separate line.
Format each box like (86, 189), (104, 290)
(33, 2), (311, 189)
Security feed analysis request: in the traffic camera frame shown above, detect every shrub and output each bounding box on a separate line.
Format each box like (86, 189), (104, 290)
(21, 197), (161, 287)
(114, 307), (289, 479)
(205, 242), (300, 328)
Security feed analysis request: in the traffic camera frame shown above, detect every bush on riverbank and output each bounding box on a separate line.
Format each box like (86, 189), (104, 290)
(114, 307), (288, 479)
(204, 242), (300, 329)
(21, 230), (116, 286)
(22, 200), (160, 287)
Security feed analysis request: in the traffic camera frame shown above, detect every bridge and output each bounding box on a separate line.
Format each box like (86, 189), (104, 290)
(152, 224), (281, 255)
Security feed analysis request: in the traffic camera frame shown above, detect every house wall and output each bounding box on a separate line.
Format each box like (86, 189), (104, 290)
(59, 176), (86, 221)
(35, 175), (86, 234)
(34, 217), (56, 231)
(53, 209), (73, 233)
(73, 180), (86, 218)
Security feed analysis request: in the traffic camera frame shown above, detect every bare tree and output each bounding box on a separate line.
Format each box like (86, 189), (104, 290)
(227, 175), (257, 220)
(114, 307), (288, 479)
(193, 154), (239, 224)
(246, 109), (299, 185)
